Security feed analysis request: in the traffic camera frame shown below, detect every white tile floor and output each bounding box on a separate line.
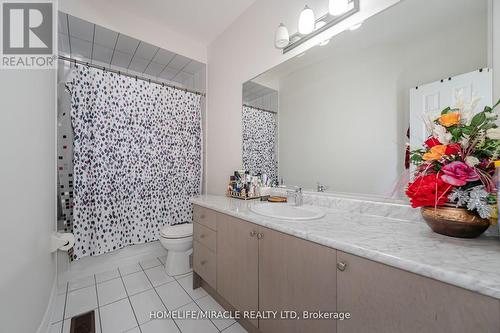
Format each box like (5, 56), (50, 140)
(49, 254), (247, 333)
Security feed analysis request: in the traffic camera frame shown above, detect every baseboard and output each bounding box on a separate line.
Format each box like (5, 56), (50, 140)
(59, 241), (167, 283)
(36, 277), (57, 333)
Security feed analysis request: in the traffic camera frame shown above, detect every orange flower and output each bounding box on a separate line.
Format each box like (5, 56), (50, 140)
(423, 145), (447, 161)
(438, 112), (460, 127)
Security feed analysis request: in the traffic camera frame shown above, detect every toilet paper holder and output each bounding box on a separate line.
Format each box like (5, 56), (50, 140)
(50, 232), (75, 252)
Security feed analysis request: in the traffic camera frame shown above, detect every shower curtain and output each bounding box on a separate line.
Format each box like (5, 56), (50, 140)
(242, 105), (278, 183)
(70, 64), (202, 259)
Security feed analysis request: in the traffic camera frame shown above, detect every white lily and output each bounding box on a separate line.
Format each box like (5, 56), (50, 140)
(433, 124), (452, 144)
(486, 128), (500, 140)
(460, 134), (470, 148)
(465, 156), (480, 167)
(454, 90), (481, 125)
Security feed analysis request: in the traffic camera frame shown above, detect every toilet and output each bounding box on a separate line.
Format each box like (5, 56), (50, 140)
(159, 223), (193, 276)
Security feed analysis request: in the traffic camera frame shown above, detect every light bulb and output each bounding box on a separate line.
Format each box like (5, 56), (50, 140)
(298, 5), (315, 35)
(274, 23), (290, 49)
(329, 0), (349, 16)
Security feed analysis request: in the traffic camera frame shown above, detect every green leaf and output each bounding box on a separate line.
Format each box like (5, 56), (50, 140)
(441, 107), (451, 115)
(492, 99), (500, 110)
(411, 154), (422, 162)
(450, 127), (462, 141)
(480, 123), (497, 130)
(481, 150), (494, 157)
(487, 194), (496, 204)
(470, 112), (486, 127)
(462, 126), (473, 135)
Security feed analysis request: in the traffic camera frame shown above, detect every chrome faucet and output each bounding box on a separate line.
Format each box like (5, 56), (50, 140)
(317, 182), (328, 192)
(287, 187), (303, 206)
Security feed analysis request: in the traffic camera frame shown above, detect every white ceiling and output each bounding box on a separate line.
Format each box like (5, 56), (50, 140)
(243, 81), (277, 104)
(59, 13), (206, 89)
(72, 0), (257, 44)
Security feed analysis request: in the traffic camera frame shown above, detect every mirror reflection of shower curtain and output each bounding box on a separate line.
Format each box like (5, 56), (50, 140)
(242, 105), (278, 183)
(70, 64), (202, 260)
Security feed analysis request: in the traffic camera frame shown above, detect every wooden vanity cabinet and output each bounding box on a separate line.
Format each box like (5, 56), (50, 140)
(213, 211), (338, 332)
(216, 213), (259, 327)
(336, 251), (500, 333)
(193, 205), (500, 333)
(258, 226), (337, 333)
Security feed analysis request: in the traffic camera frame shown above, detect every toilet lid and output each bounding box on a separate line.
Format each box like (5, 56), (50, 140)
(160, 223), (193, 239)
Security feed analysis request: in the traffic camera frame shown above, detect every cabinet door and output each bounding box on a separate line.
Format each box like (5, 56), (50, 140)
(259, 227), (337, 333)
(337, 251), (500, 333)
(216, 213), (259, 326)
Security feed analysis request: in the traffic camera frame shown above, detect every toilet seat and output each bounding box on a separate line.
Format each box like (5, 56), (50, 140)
(160, 223), (193, 239)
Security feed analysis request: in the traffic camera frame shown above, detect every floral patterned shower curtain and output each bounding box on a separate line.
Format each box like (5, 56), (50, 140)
(70, 64), (202, 259)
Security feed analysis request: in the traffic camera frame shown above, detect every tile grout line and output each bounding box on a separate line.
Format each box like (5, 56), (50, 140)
(221, 321), (240, 332)
(66, 284), (91, 292)
(139, 262), (184, 333)
(118, 267), (143, 333)
(93, 275), (103, 333)
(174, 273), (221, 332)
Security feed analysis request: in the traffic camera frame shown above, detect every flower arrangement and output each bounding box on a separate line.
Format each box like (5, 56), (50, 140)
(406, 94), (500, 219)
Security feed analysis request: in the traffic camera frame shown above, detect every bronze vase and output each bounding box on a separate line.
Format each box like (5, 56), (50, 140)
(421, 206), (490, 238)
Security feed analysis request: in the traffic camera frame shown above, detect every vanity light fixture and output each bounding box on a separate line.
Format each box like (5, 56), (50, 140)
(279, 0), (359, 53)
(315, 20), (326, 30)
(348, 21), (363, 30)
(290, 35), (302, 43)
(298, 5), (315, 35)
(329, 0), (350, 16)
(319, 39), (330, 46)
(274, 23), (290, 49)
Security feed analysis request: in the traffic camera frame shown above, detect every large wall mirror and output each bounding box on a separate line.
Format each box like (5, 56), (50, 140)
(242, 0), (491, 200)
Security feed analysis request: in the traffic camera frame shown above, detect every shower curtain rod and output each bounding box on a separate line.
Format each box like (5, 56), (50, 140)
(58, 55), (206, 97)
(243, 104), (277, 114)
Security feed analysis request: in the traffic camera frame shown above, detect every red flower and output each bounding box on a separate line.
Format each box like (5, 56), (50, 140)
(424, 137), (441, 148)
(445, 143), (461, 156)
(406, 174), (453, 208)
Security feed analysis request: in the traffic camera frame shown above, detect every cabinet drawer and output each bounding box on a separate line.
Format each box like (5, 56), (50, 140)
(193, 240), (216, 289)
(193, 205), (217, 231)
(337, 251), (500, 333)
(194, 222), (216, 252)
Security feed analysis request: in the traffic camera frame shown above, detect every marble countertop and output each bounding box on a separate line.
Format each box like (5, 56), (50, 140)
(191, 194), (500, 300)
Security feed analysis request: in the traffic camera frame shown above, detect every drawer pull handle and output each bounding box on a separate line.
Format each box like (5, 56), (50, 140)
(200, 260), (207, 266)
(257, 233), (264, 240)
(337, 262), (347, 272)
(250, 231), (257, 237)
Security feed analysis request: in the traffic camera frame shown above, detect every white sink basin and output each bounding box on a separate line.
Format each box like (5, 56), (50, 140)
(250, 203), (325, 221)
